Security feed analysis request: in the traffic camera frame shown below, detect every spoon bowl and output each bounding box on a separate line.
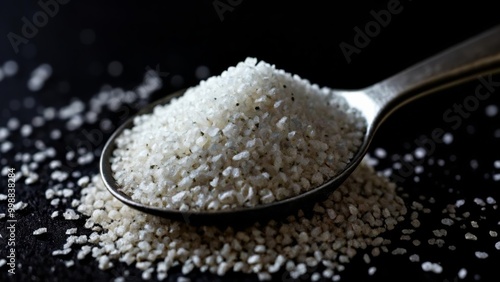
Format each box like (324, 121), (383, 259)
(101, 25), (500, 225)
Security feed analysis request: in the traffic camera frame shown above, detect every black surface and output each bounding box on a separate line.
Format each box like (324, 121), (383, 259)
(1, 1), (500, 281)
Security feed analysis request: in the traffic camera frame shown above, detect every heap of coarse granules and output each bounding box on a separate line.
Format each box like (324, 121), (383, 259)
(111, 57), (366, 211)
(4, 59), (498, 281)
(76, 161), (406, 281)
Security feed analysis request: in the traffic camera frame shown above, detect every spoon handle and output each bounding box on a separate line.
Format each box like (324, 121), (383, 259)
(368, 24), (500, 120)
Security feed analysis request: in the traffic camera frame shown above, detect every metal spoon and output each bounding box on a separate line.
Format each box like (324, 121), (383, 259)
(101, 25), (500, 224)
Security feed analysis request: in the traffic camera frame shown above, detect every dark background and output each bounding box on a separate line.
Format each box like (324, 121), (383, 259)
(1, 0), (500, 96)
(1, 0), (500, 281)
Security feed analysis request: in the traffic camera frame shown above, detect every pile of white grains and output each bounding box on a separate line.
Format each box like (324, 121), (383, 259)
(77, 161), (407, 280)
(3, 59), (499, 281)
(111, 58), (366, 211)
